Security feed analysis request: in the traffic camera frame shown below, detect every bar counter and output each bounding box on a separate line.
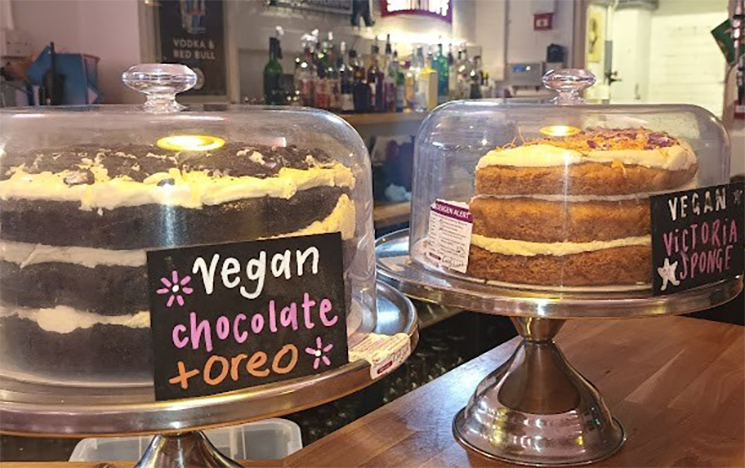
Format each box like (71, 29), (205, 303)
(4, 315), (743, 468)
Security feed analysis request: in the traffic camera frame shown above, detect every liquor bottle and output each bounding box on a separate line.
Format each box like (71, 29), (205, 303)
(295, 34), (316, 107)
(367, 38), (384, 112)
(393, 51), (405, 113)
(409, 49), (423, 111)
(316, 56), (330, 110)
(456, 45), (471, 100)
(469, 55), (483, 99)
(350, 49), (370, 113)
(263, 35), (284, 105)
(481, 71), (492, 99)
(338, 41), (354, 113)
(313, 30), (324, 73)
(383, 34), (393, 71)
(417, 48), (438, 112)
(433, 40), (449, 104)
(447, 44), (458, 100)
(383, 35), (396, 112)
(325, 33), (341, 111)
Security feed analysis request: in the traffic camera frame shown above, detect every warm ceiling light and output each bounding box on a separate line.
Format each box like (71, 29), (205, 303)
(539, 125), (581, 137)
(156, 135), (226, 151)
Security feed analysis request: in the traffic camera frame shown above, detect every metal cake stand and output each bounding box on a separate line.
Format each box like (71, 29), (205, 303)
(376, 229), (743, 466)
(0, 281), (419, 468)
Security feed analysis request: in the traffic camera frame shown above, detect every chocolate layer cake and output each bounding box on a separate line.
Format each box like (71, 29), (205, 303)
(467, 128), (698, 287)
(0, 143), (357, 382)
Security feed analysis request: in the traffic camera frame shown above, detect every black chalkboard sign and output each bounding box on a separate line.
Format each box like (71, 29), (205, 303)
(650, 182), (744, 295)
(146, 233), (348, 401)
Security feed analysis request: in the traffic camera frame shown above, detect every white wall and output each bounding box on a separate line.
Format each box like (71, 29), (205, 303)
(475, 0), (507, 80)
(609, 7), (652, 103)
(605, 0), (729, 114)
(647, 0), (728, 116)
(10, 0), (142, 103)
(78, 0), (142, 103)
(506, 0), (575, 65)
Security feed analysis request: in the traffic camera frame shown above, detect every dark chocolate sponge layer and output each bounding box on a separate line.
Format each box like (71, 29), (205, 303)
(1, 262), (147, 316)
(1, 144), (335, 182)
(0, 316), (152, 383)
(0, 236), (357, 316)
(1, 186), (347, 249)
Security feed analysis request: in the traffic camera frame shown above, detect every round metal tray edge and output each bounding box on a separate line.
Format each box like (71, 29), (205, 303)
(376, 229), (744, 318)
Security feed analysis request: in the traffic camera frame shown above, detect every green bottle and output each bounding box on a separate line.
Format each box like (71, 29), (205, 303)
(264, 36), (284, 105)
(434, 42), (449, 104)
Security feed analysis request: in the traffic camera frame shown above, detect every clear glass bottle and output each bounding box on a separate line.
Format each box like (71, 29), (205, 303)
(417, 48), (438, 111)
(404, 59), (417, 111)
(410, 49), (424, 112)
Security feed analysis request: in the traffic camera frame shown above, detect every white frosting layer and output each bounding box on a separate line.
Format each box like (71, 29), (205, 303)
(477, 145), (582, 169)
(0, 164), (355, 211)
(475, 179), (700, 202)
(0, 305), (150, 334)
(0, 241), (146, 268)
(267, 194), (356, 241)
(471, 234), (650, 257)
(477, 142), (696, 171)
(0, 194), (356, 269)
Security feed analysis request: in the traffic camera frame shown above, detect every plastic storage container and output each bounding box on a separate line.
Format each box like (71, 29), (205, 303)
(69, 419), (302, 461)
(410, 69), (731, 292)
(0, 64), (377, 386)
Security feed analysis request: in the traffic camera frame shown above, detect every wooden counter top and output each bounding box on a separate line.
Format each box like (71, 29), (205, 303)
(340, 112), (427, 127)
(5, 316), (743, 468)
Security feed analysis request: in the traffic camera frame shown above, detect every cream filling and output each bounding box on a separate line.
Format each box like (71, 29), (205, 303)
(0, 305), (150, 334)
(0, 194), (356, 269)
(471, 234), (650, 257)
(266, 194), (356, 241)
(0, 241), (146, 268)
(474, 179), (699, 203)
(0, 163), (355, 211)
(477, 142), (696, 171)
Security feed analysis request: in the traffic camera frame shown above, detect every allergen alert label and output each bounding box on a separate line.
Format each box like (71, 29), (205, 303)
(425, 200), (473, 273)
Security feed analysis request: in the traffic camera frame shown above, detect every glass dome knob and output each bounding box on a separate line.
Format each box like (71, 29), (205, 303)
(122, 63), (197, 113)
(542, 69), (597, 105)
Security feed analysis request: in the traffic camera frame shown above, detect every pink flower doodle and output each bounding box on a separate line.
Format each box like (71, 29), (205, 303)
(305, 337), (334, 370)
(156, 270), (193, 307)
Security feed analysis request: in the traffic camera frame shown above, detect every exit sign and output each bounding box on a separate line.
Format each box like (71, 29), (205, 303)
(381, 0), (452, 22)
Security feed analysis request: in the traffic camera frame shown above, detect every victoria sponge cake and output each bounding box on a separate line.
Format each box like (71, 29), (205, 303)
(467, 128), (698, 287)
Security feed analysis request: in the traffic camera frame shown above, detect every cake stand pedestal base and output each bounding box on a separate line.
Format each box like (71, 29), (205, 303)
(453, 317), (625, 466)
(135, 431), (243, 468)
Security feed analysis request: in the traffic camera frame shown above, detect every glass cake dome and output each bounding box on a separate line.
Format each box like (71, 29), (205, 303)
(410, 70), (732, 293)
(0, 64), (377, 386)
